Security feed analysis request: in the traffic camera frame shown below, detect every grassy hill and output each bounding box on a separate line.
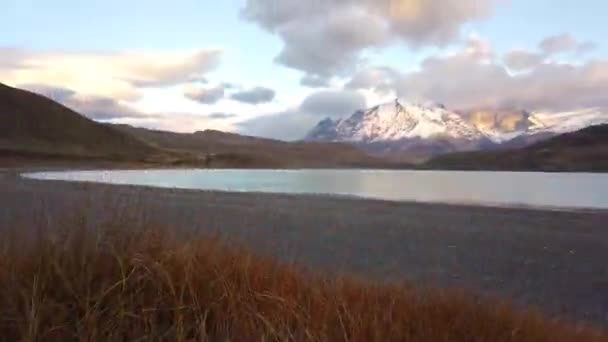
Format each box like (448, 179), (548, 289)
(113, 124), (403, 168)
(424, 124), (608, 172)
(0, 83), (159, 162)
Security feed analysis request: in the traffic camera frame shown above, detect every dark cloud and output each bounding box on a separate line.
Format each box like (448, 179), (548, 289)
(243, 0), (496, 77)
(207, 112), (237, 119)
(230, 86), (276, 104)
(185, 85), (226, 104)
(221, 82), (237, 89)
(238, 89), (366, 140)
(237, 109), (320, 141)
(17, 83), (152, 121)
(300, 90), (366, 117)
(65, 95), (152, 121)
(21, 84), (78, 103)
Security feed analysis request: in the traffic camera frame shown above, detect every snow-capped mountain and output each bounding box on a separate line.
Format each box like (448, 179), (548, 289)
(305, 99), (608, 155)
(529, 108), (608, 135)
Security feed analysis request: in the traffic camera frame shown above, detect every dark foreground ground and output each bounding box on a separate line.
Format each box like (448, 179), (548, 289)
(1, 171), (607, 327)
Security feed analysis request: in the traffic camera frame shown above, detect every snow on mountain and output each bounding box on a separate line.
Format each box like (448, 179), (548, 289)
(306, 100), (608, 155)
(530, 108), (608, 135)
(307, 100), (483, 143)
(472, 108), (608, 143)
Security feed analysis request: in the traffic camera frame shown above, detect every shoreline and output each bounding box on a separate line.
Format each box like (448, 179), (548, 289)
(18, 167), (608, 214)
(2, 169), (608, 326)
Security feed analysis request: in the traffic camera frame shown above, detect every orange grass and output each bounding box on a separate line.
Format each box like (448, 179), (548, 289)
(0, 214), (605, 341)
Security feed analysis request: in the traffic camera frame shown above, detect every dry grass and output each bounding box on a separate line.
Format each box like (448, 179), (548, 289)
(0, 210), (606, 341)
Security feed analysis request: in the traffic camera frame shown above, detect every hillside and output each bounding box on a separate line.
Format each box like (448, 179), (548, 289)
(113, 124), (402, 168)
(423, 124), (608, 172)
(0, 83), (158, 161)
(0, 83), (399, 168)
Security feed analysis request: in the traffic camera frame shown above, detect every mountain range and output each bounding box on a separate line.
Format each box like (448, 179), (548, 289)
(2, 82), (608, 171)
(306, 100), (608, 158)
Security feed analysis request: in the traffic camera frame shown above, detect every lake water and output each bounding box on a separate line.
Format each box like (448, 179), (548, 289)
(25, 169), (608, 209)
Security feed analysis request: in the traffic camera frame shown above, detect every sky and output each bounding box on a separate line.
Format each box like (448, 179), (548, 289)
(2, 0), (607, 140)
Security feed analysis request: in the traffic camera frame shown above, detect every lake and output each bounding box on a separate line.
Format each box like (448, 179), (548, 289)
(24, 169), (608, 209)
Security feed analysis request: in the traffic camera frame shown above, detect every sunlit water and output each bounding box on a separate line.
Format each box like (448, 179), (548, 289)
(25, 169), (608, 209)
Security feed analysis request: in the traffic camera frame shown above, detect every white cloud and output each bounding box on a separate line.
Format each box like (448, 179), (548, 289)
(503, 50), (544, 71)
(243, 0), (497, 78)
(0, 47), (221, 101)
(344, 34), (608, 113)
(345, 66), (401, 94)
(539, 33), (595, 55)
(112, 112), (236, 133)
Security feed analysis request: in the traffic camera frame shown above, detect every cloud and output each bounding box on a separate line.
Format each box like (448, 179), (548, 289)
(65, 95), (152, 121)
(503, 33), (597, 71)
(300, 90), (367, 117)
(20, 83), (78, 103)
(184, 84), (226, 104)
(237, 109), (318, 141)
(207, 112), (237, 119)
(0, 47), (222, 101)
(245, 41), (608, 141)
(20, 83), (154, 121)
(345, 66), (400, 94)
(397, 47), (608, 112)
(230, 86), (276, 104)
(0, 47), (29, 69)
(503, 50), (544, 71)
(340, 34), (608, 113)
(238, 89), (366, 140)
(300, 74), (331, 88)
(125, 50), (221, 87)
(243, 0), (496, 77)
(539, 33), (595, 55)
(113, 112), (235, 133)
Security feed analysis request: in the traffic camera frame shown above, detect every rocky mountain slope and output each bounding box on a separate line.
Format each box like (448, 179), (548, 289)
(306, 100), (608, 157)
(423, 124), (608, 172)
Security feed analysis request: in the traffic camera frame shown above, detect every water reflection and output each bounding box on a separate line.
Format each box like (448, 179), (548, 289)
(25, 169), (608, 209)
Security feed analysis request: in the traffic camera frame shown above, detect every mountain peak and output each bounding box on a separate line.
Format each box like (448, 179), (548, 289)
(305, 101), (608, 156)
(308, 100), (483, 144)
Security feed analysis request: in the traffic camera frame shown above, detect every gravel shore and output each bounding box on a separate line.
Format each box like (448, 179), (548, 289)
(1, 172), (607, 326)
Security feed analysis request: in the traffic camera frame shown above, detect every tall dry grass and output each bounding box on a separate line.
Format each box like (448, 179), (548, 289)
(0, 207), (606, 341)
